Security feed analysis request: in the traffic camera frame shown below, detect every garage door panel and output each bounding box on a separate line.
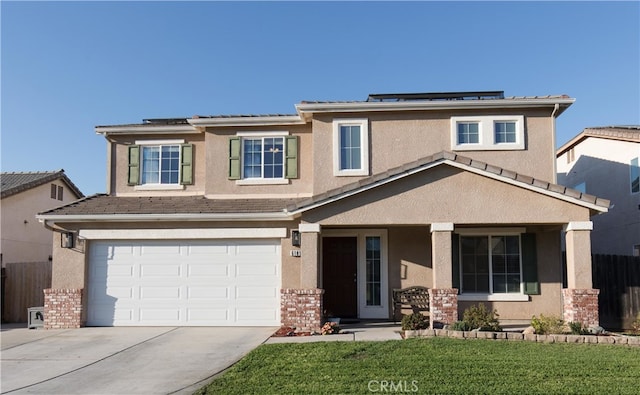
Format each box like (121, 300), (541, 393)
(140, 264), (181, 277)
(188, 287), (229, 299)
(187, 263), (229, 277)
(88, 239), (281, 326)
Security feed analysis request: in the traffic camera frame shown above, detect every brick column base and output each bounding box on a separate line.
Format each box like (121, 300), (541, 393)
(429, 288), (458, 328)
(281, 288), (324, 333)
(562, 288), (599, 327)
(44, 288), (83, 329)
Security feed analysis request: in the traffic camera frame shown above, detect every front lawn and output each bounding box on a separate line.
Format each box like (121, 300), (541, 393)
(196, 338), (640, 394)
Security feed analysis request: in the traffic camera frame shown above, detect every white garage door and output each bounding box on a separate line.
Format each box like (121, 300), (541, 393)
(87, 239), (281, 326)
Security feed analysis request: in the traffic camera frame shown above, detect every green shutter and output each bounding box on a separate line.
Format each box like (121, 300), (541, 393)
(228, 137), (241, 180)
(180, 144), (193, 185)
(521, 233), (540, 295)
(128, 145), (140, 185)
(285, 136), (298, 179)
(452, 233), (460, 292)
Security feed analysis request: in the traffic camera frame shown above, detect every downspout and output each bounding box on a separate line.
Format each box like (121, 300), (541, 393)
(551, 103), (560, 184)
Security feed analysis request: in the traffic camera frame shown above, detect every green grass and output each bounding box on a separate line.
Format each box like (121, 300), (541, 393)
(196, 338), (640, 394)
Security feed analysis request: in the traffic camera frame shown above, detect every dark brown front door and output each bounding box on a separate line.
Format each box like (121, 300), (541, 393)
(322, 237), (358, 318)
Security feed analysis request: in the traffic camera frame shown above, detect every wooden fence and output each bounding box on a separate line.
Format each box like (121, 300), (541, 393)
(592, 254), (640, 330)
(2, 261), (52, 323)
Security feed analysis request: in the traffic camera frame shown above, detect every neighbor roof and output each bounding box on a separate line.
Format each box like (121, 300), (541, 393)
(1, 170), (84, 199)
(557, 126), (640, 156)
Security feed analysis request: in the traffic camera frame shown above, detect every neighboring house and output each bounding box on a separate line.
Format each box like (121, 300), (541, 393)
(557, 126), (640, 256)
(37, 91), (610, 332)
(1, 170), (84, 264)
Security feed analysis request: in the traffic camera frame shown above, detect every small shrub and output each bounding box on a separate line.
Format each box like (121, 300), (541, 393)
(321, 321), (341, 335)
(531, 314), (565, 335)
(568, 321), (588, 335)
(462, 303), (502, 331)
(401, 313), (429, 330)
(450, 321), (471, 331)
(632, 313), (640, 335)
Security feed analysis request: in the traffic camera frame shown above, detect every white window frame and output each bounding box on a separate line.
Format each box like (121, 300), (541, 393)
(456, 227), (529, 302)
(333, 118), (369, 176)
(134, 139), (185, 190)
(235, 131), (290, 185)
(451, 115), (525, 151)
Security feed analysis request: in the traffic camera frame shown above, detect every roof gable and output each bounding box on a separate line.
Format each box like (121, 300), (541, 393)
(1, 170), (84, 199)
(557, 126), (640, 156)
(288, 151), (610, 215)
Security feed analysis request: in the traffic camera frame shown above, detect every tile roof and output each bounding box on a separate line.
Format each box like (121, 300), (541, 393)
(38, 194), (298, 216)
(1, 170), (84, 199)
(557, 126), (640, 156)
(287, 151), (610, 214)
(39, 151), (609, 221)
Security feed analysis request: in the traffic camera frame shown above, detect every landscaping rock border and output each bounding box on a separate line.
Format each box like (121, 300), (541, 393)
(403, 329), (640, 346)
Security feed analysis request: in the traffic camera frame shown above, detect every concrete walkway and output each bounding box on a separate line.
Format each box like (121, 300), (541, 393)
(1, 324), (276, 394)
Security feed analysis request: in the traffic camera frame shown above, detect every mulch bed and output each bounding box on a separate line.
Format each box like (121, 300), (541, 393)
(272, 326), (312, 337)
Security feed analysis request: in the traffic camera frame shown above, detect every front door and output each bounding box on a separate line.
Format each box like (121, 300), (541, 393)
(322, 237), (358, 318)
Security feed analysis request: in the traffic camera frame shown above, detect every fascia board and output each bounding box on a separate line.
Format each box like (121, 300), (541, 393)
(296, 98), (575, 117)
(187, 116), (305, 127)
(37, 212), (293, 223)
(95, 125), (200, 135)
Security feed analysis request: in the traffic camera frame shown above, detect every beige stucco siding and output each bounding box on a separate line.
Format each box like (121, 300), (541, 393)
(203, 124), (313, 197)
(303, 166), (590, 226)
(311, 109), (556, 195)
(110, 133), (205, 196)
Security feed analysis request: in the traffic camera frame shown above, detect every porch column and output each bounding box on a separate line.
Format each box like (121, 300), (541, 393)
(280, 223), (324, 333)
(429, 223), (458, 328)
(563, 221), (599, 327)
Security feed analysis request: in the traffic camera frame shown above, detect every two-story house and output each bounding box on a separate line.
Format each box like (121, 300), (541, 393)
(557, 126), (640, 256)
(37, 91), (609, 331)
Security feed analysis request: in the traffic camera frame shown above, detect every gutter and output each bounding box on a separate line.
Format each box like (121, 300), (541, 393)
(36, 212), (294, 223)
(551, 103), (560, 184)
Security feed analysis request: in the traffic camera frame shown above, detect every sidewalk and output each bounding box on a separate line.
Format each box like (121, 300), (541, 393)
(265, 321), (402, 344)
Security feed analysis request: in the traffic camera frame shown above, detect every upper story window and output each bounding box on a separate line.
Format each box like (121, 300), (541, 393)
(243, 137), (284, 179)
(630, 157), (639, 194)
(333, 118), (369, 176)
(128, 140), (193, 188)
(451, 115), (525, 151)
(228, 132), (298, 184)
(50, 184), (63, 201)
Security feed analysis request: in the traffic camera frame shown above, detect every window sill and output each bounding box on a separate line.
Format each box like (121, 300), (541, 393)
(134, 184), (185, 191)
(235, 178), (290, 185)
(458, 293), (530, 302)
(452, 143), (525, 151)
(334, 169), (369, 177)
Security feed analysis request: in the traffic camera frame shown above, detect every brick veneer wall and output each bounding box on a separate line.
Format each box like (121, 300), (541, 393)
(562, 288), (600, 327)
(281, 288), (324, 333)
(429, 288), (458, 327)
(44, 288), (83, 329)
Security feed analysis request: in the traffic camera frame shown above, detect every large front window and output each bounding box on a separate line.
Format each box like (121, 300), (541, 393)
(243, 137), (284, 179)
(142, 145), (180, 184)
(461, 235), (521, 294)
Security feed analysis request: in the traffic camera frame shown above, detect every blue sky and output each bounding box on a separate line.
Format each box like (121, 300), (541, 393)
(2, 1), (639, 196)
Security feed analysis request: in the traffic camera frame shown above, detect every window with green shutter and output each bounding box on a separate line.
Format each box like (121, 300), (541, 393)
(228, 135), (298, 181)
(128, 143), (192, 185)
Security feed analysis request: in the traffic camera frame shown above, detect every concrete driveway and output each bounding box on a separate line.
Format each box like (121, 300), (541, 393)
(1, 325), (276, 394)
